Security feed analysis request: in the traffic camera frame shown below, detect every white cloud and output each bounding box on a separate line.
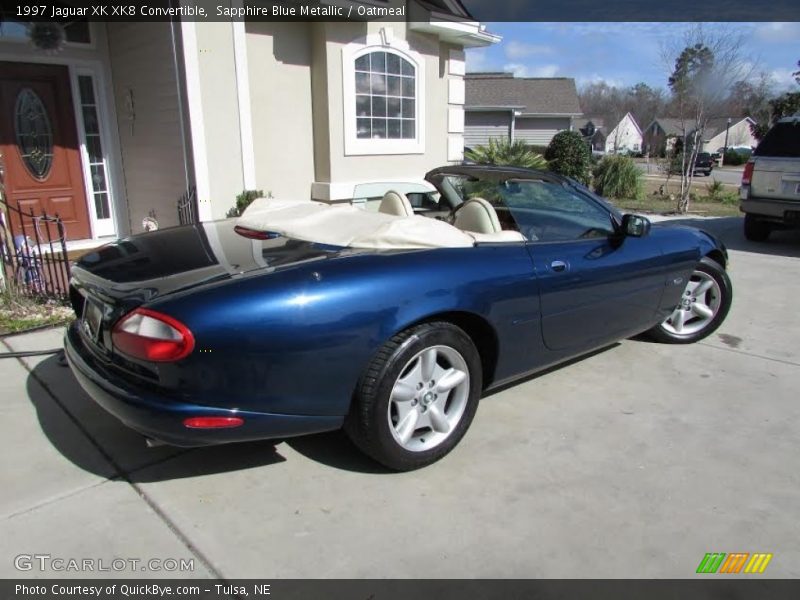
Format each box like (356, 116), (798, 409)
(770, 67), (797, 91)
(503, 63), (560, 78)
(501, 62), (526, 77)
(576, 74), (625, 88)
(504, 40), (553, 60)
(754, 22), (800, 43)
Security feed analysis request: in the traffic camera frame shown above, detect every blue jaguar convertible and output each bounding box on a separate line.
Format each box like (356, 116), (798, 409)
(65, 165), (732, 470)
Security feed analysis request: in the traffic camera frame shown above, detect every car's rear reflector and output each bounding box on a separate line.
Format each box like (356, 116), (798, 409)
(183, 416), (244, 429)
(742, 160), (755, 186)
(112, 308), (195, 362)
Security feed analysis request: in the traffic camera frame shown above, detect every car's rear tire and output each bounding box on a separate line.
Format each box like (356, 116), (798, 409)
(744, 214), (771, 242)
(647, 257), (732, 344)
(344, 322), (482, 471)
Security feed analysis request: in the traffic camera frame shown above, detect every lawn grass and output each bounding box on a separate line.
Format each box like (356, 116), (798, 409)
(611, 177), (741, 218)
(0, 294), (73, 335)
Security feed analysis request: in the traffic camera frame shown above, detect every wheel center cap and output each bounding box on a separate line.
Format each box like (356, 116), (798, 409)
(422, 392), (434, 405)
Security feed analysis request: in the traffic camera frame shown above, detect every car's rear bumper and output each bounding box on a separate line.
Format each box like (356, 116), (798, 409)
(740, 194), (800, 224)
(64, 323), (343, 447)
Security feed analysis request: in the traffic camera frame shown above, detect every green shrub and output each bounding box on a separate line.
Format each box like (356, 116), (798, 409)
(545, 131), (591, 184)
(227, 189), (270, 218)
(723, 150), (746, 166)
(592, 155), (643, 200)
(705, 180), (738, 205)
(465, 138), (547, 169)
(527, 144), (549, 156)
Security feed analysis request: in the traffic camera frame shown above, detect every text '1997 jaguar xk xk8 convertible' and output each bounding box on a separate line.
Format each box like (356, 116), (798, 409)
(65, 165), (732, 470)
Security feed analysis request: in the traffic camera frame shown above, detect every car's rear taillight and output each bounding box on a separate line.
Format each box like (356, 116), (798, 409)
(111, 308), (195, 362)
(742, 160), (755, 186)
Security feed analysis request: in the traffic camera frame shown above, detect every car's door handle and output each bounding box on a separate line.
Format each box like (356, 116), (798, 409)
(550, 260), (568, 272)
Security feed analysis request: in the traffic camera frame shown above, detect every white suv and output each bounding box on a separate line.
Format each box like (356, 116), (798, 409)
(740, 115), (800, 241)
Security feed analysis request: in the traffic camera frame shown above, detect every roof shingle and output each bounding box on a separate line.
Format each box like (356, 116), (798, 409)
(465, 73), (582, 116)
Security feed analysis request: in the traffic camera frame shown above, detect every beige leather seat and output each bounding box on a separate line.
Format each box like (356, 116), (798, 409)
(453, 197), (502, 233)
(378, 190), (414, 217)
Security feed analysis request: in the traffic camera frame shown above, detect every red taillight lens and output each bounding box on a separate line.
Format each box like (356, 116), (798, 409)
(112, 308), (195, 362)
(742, 160), (755, 186)
(183, 416), (244, 429)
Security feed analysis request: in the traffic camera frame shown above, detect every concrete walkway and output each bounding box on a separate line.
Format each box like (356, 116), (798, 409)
(1, 216), (798, 579)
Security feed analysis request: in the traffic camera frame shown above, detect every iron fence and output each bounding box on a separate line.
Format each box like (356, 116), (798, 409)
(177, 186), (198, 225)
(0, 199), (71, 301)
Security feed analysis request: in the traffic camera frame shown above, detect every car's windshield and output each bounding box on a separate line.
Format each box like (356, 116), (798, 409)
(443, 175), (616, 242)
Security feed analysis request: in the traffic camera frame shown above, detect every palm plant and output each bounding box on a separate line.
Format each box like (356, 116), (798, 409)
(465, 138), (547, 169)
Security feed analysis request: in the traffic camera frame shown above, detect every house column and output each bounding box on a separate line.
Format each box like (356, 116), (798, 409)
(180, 17), (245, 221)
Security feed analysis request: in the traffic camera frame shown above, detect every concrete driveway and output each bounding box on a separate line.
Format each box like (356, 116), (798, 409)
(1, 216), (798, 579)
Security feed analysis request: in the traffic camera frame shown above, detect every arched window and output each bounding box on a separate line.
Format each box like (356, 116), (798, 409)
(354, 51), (415, 140)
(342, 33), (425, 155)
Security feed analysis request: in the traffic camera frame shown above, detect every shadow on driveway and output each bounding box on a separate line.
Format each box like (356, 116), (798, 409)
(659, 215), (800, 259)
(26, 344), (631, 479)
(27, 355), (287, 482)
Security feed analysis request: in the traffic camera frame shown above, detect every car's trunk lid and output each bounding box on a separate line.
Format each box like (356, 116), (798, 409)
(69, 220), (350, 356)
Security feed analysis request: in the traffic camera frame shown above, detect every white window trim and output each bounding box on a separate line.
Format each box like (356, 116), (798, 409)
(342, 30), (425, 156)
(71, 66), (117, 238)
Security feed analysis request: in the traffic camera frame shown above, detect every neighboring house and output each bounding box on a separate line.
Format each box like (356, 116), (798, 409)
(642, 118), (687, 156)
(464, 72), (582, 148)
(604, 112), (642, 154)
(644, 116), (758, 157)
(578, 117), (606, 152)
(0, 2), (498, 243)
(701, 117), (758, 153)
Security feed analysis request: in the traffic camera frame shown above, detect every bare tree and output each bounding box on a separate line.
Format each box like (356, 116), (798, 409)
(661, 26), (753, 213)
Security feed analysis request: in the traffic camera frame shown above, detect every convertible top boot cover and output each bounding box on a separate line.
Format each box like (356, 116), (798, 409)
(236, 198), (476, 249)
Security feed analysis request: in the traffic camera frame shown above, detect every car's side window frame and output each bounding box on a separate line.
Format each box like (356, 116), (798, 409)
(503, 178), (619, 245)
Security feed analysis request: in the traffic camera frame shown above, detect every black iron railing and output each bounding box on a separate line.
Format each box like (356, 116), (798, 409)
(177, 186), (198, 225)
(0, 199), (71, 300)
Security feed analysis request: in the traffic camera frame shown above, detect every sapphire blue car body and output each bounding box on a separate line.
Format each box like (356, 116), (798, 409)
(64, 165), (731, 469)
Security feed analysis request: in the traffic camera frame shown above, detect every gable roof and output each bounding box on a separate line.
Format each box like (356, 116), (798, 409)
(608, 112), (643, 136)
(465, 73), (582, 116)
(647, 116), (755, 138)
(647, 118), (687, 137)
(583, 116), (605, 128)
(703, 116), (756, 138)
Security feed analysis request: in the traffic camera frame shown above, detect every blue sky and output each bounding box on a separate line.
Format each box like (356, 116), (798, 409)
(466, 22), (799, 92)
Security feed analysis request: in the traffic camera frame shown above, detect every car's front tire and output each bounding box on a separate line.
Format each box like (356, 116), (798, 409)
(345, 322), (482, 471)
(648, 257), (732, 344)
(744, 213), (771, 242)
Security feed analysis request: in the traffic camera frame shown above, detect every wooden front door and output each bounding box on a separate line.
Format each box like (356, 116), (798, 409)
(0, 62), (91, 240)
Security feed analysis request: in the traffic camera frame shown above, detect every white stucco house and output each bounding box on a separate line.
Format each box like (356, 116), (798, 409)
(700, 117), (758, 153)
(0, 1), (498, 244)
(604, 112), (643, 155)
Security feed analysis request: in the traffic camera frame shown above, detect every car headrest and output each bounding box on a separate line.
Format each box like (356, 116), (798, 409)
(453, 197), (502, 234)
(378, 190), (414, 217)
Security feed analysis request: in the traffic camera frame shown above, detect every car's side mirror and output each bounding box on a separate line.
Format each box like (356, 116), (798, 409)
(621, 214), (651, 238)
